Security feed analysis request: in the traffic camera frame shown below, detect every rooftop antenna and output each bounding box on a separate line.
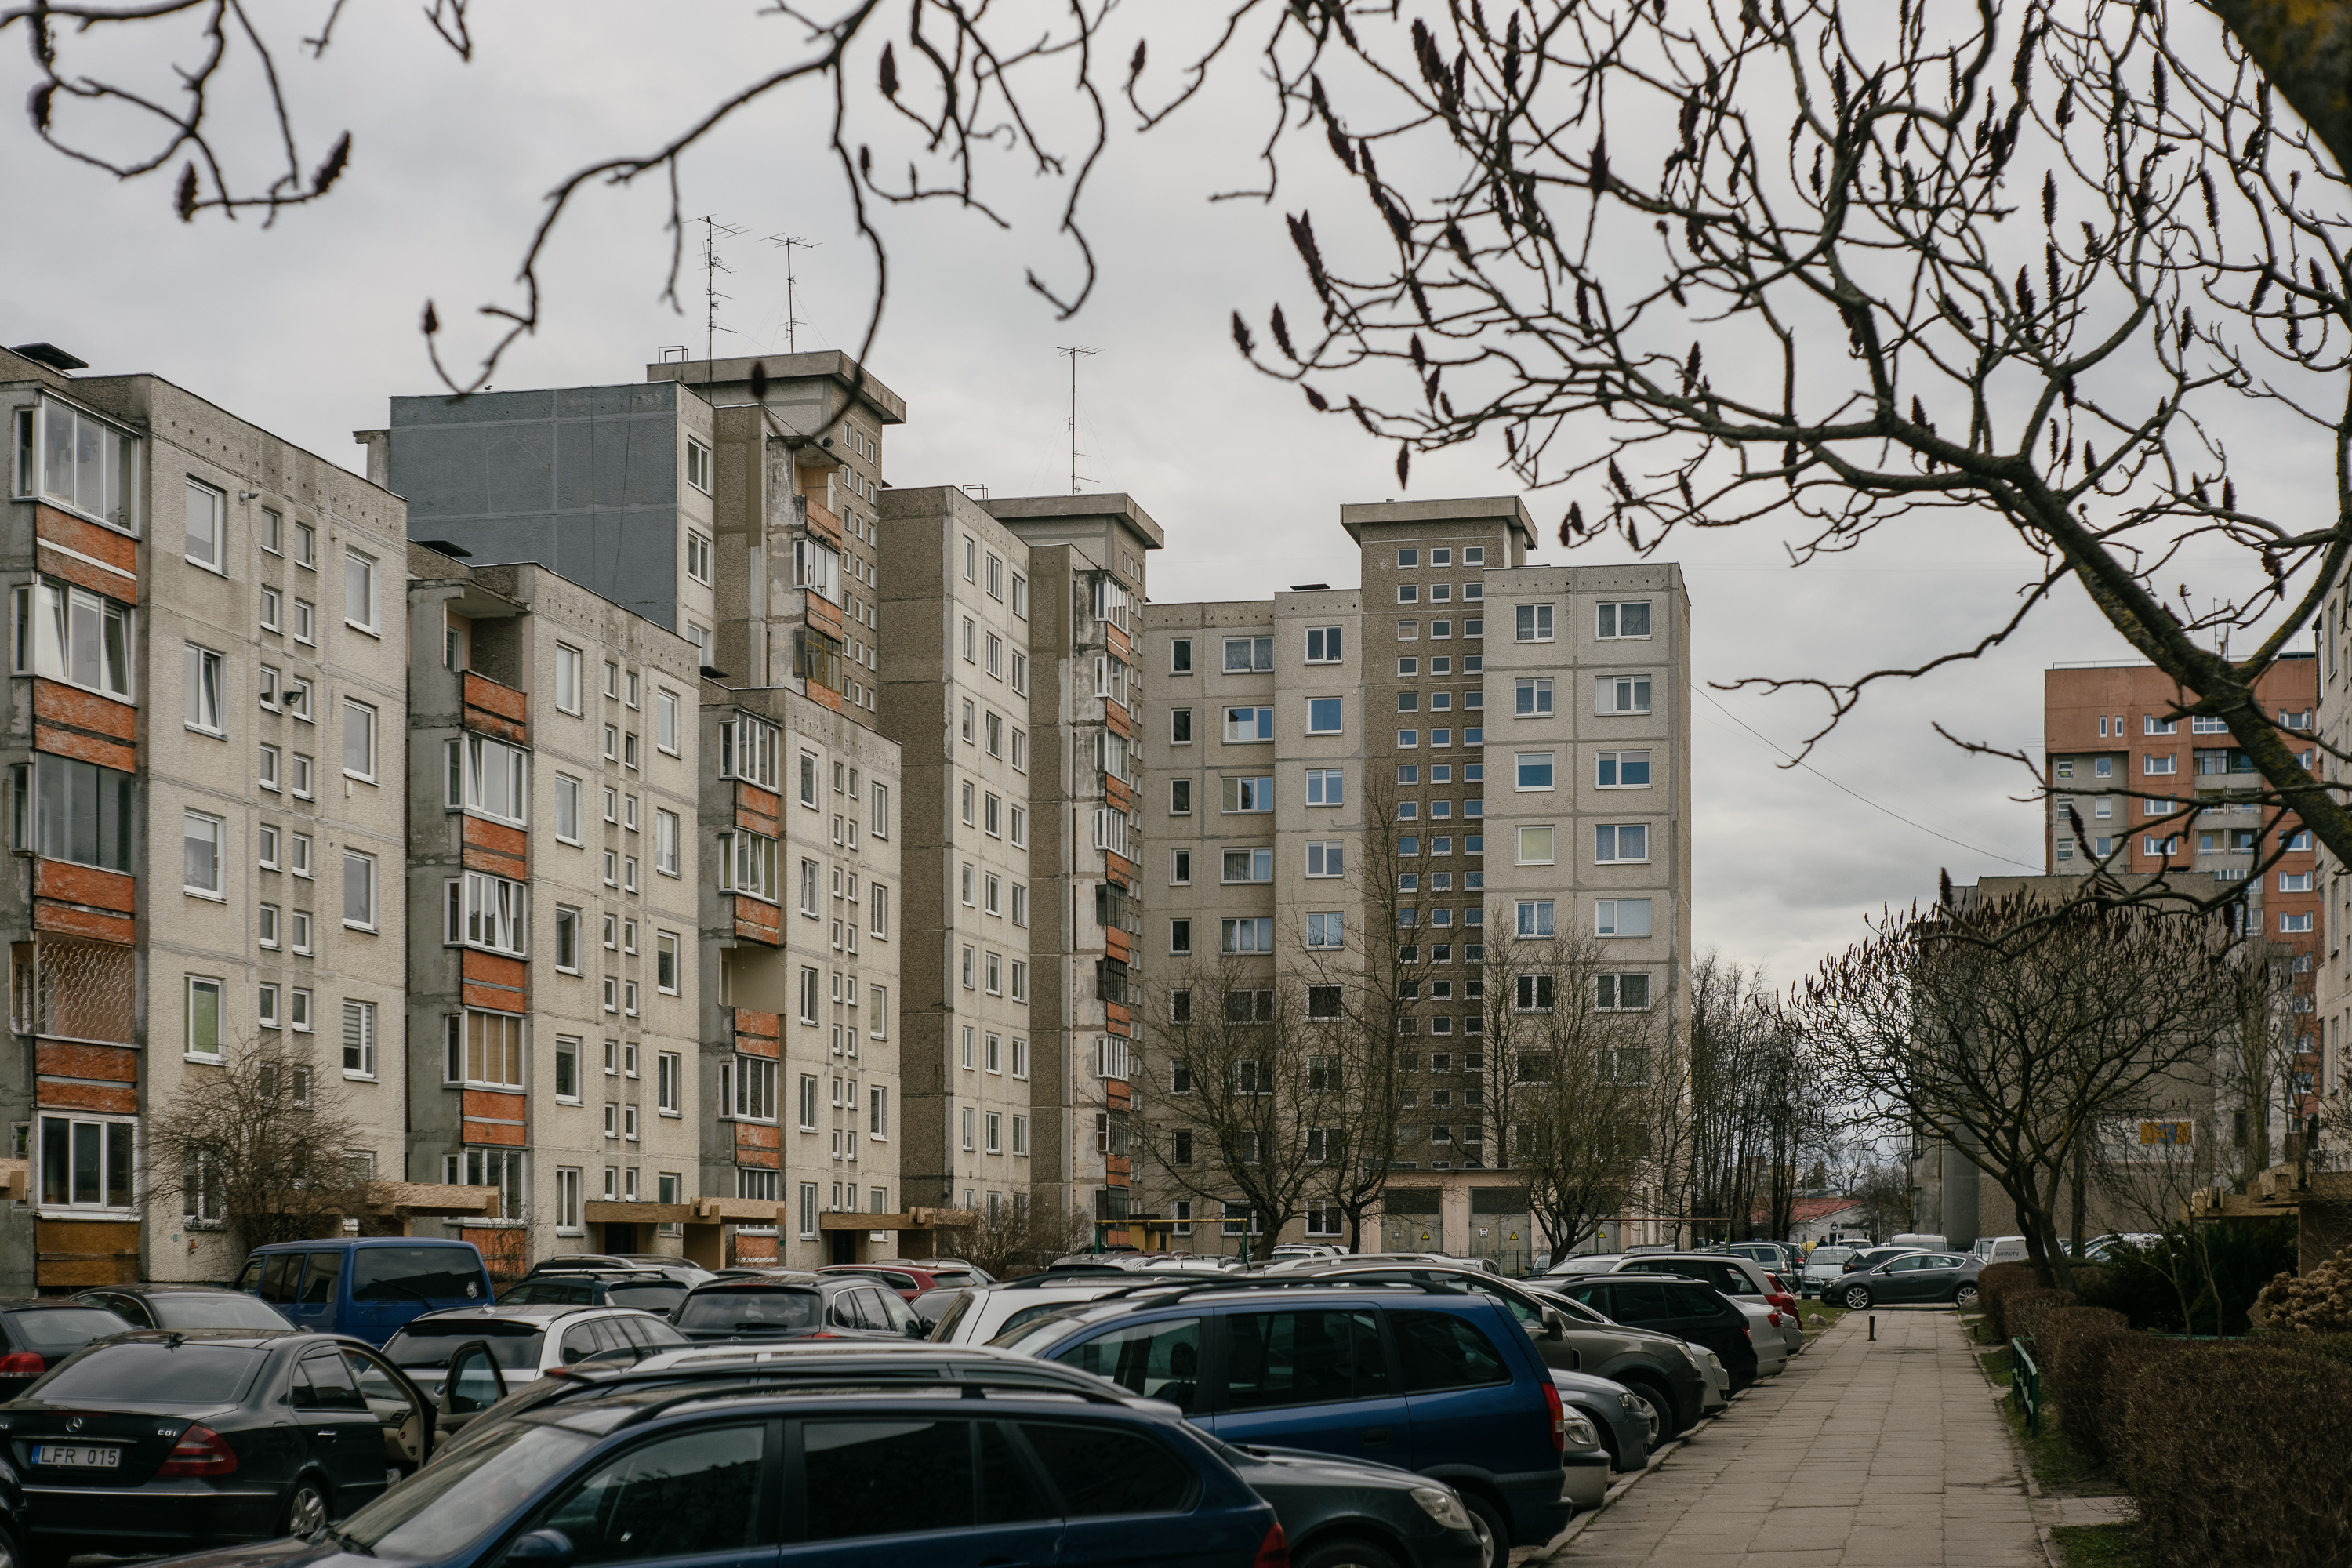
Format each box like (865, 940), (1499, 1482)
(697, 216), (747, 383)
(765, 236), (820, 353)
(1058, 345), (1098, 495)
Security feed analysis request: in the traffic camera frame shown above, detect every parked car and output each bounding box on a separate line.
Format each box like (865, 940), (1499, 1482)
(1726, 1300), (1791, 1377)
(423, 1342), (1486, 1568)
(201, 1341), (1286, 1568)
(989, 1281), (1605, 1566)
(1973, 1236), (2031, 1265)
(817, 1262), (952, 1301)
(0, 1301), (138, 1399)
(877, 1256), (995, 1288)
(672, 1274), (928, 1344)
(520, 1254), (712, 1287)
(5, 1329), (434, 1556)
(494, 1269), (692, 1316)
(233, 1238), (492, 1346)
(1844, 1246), (1933, 1276)
(1291, 1261), (1710, 1443)
(1887, 1232), (1949, 1252)
(1798, 1246), (1864, 1298)
(1721, 1242), (1802, 1280)
(1523, 1284), (1730, 1417)
(2083, 1232), (2162, 1262)
(927, 1271), (1228, 1347)
(1545, 1275), (1761, 1392)
(381, 1305), (688, 1434)
(909, 1287), (968, 1329)
(70, 1285), (295, 1334)
(1827, 1252), (1987, 1310)
(1541, 1254), (1625, 1278)
(1597, 1253), (1803, 1359)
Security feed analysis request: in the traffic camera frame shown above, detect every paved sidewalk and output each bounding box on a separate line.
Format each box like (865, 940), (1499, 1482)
(1537, 1309), (2044, 1567)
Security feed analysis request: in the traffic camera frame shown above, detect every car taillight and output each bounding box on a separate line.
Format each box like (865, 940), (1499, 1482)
(158, 1424), (238, 1477)
(0, 1353), (43, 1376)
(1741, 1325), (1753, 1341)
(1766, 1310), (1782, 1327)
(1541, 1377), (1566, 1453)
(1253, 1523), (1290, 1568)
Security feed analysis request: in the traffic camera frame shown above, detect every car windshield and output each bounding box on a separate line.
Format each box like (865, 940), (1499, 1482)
(146, 1296), (294, 1331)
(988, 1311), (1092, 1356)
(353, 1247), (484, 1303)
(27, 1341), (262, 1405)
(383, 1320), (546, 1371)
(340, 1418), (597, 1559)
(1551, 1257), (1619, 1275)
(675, 1290), (819, 1331)
(1810, 1250), (1854, 1266)
(3, 1308), (132, 1358)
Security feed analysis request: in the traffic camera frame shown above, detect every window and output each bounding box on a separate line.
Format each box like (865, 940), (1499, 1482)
(1221, 917), (1274, 953)
(38, 1114), (134, 1210)
(1398, 583), (1421, 604)
(1307, 697), (1343, 735)
(1515, 975), (1555, 1012)
(871, 782), (890, 838)
(184, 644), (223, 733)
(655, 689), (680, 754)
(13, 578), (133, 699)
(24, 399), (138, 529)
(717, 832), (780, 901)
(686, 529), (713, 583)
(1597, 601), (1652, 638)
(1305, 768), (1343, 806)
(289, 832), (311, 877)
(1307, 911), (1345, 949)
(447, 870), (527, 954)
(1597, 750), (1651, 787)
(1514, 677), (1553, 717)
(1515, 603), (1554, 641)
(448, 735), (528, 824)
(2282, 871), (2314, 893)
(1596, 822), (1649, 862)
(720, 716), (779, 786)
(184, 479), (224, 570)
(1223, 847), (1274, 883)
(342, 1000), (377, 1076)
(1306, 840), (1345, 877)
(260, 586), (281, 631)
(2283, 912), (2315, 933)
(20, 753), (133, 872)
(186, 975), (224, 1058)
(342, 699), (376, 781)
(1224, 636), (1274, 673)
(343, 848), (377, 928)
(1225, 706), (1275, 742)
(869, 1084), (890, 1138)
(1516, 826), (1555, 865)
(1306, 626), (1342, 662)
(1596, 898), (1652, 938)
(1222, 775), (1275, 812)
(1598, 973), (1651, 1010)
(183, 811), (223, 895)
(1170, 918), (1193, 954)
(1515, 900), (1555, 938)
(343, 548), (378, 632)
(1598, 674), (1653, 714)
(1515, 752), (1555, 789)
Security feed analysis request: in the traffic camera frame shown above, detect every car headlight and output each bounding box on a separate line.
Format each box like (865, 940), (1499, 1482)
(1675, 1343), (1705, 1370)
(1410, 1486), (1472, 1531)
(1562, 1415), (1600, 1450)
(1617, 1392), (1640, 1410)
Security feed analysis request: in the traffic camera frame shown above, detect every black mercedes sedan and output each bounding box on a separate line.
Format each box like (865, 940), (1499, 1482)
(71, 1286), (295, 1334)
(1, 1329), (434, 1559)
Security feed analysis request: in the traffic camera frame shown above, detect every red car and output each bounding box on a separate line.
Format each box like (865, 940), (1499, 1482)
(816, 1262), (948, 1301)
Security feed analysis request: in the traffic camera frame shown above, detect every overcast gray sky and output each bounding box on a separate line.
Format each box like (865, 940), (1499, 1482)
(3, 2), (2215, 984)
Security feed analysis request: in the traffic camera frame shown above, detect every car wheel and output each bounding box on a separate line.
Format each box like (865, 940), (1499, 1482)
(1621, 1374), (1686, 1437)
(1460, 1489), (1511, 1568)
(1628, 1393), (1661, 1446)
(281, 1476), (331, 1537)
(1294, 1537), (1406, 1568)
(1955, 1283), (1981, 1308)
(0, 1520), (25, 1568)
(1841, 1286), (1872, 1310)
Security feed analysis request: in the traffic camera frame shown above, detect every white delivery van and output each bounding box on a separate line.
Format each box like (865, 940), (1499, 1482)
(1888, 1232), (1948, 1251)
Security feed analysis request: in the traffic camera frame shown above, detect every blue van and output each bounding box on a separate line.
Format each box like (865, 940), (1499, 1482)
(233, 1237), (495, 1345)
(992, 1283), (1599, 1566)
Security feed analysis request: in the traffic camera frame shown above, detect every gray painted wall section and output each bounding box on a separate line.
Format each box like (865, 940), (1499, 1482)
(387, 383), (684, 631)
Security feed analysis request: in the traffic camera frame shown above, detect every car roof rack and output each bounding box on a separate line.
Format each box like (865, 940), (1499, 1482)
(538, 1348), (1145, 1422)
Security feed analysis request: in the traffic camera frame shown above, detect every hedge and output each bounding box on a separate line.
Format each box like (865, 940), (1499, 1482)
(2031, 1305), (2129, 1455)
(1978, 1261), (2039, 1338)
(2072, 1331), (2187, 1465)
(2118, 1345), (2352, 1568)
(2003, 1287), (2079, 1345)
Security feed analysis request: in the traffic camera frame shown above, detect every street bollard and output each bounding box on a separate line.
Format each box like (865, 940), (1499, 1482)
(1868, 1315), (1876, 1341)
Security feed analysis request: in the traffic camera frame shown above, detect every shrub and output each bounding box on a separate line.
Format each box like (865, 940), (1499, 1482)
(2251, 1241), (2352, 1333)
(1978, 1261), (2039, 1337)
(2117, 1345), (2352, 1568)
(2075, 1334), (2187, 1464)
(2004, 1287), (2078, 1345)
(2078, 1219), (2299, 1335)
(2031, 1305), (2129, 1454)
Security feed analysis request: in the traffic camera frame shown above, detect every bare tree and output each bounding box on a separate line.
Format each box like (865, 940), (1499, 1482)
(1308, 775), (1413, 1252)
(143, 1036), (368, 1259)
(938, 1198), (1094, 1279)
(1849, 1163), (1918, 1243)
(1788, 887), (2235, 1288)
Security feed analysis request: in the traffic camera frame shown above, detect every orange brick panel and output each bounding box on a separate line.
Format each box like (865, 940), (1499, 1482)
(1105, 927), (1132, 964)
(1105, 702), (1132, 739)
(735, 898), (781, 945)
(37, 1043), (136, 1082)
(1104, 852), (1134, 883)
(800, 494), (845, 546)
(463, 1088), (527, 1121)
(736, 802), (780, 835)
(35, 505), (137, 575)
(37, 1080), (137, 1114)
(463, 1120), (527, 1147)
(36, 1257), (140, 1288)
(805, 595), (844, 641)
(34, 724), (135, 774)
(463, 815), (528, 859)
(35, 681), (136, 743)
(463, 672), (529, 726)
(735, 1033), (779, 1060)
(33, 902), (133, 944)
(462, 977), (527, 1013)
(34, 861), (135, 916)
(1106, 1080), (1133, 1112)
(462, 949), (528, 995)
(735, 1139), (780, 1170)
(804, 683), (841, 714)
(1104, 775), (1133, 812)
(733, 1009), (779, 1040)
(737, 782), (780, 818)
(732, 1235), (778, 1262)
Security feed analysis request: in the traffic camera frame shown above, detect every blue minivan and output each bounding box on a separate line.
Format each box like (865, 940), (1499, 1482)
(234, 1238), (495, 1345)
(993, 1283), (1600, 1567)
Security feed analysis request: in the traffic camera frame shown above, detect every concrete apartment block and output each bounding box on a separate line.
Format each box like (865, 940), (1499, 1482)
(877, 487), (1045, 1224)
(403, 547), (702, 1276)
(982, 496), (1163, 1236)
(2325, 613), (2352, 1117)
(1, 344), (411, 1289)
(1138, 499), (1693, 1262)
(365, 379), (721, 669)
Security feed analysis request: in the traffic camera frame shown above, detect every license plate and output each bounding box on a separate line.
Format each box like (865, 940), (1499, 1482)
(34, 1444), (121, 1468)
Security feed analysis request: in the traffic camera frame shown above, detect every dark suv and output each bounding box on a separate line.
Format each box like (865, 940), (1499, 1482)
(989, 1280), (1604, 1568)
(496, 1270), (692, 1316)
(1548, 1275), (1759, 1390)
(672, 1275), (927, 1343)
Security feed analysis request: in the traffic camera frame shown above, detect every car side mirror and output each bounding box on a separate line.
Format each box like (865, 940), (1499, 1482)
(506, 1530), (575, 1568)
(1542, 1309), (1570, 1341)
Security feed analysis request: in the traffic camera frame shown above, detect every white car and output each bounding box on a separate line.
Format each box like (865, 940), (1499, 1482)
(927, 1271), (1228, 1345)
(379, 1304), (688, 1432)
(1730, 1298), (1796, 1370)
(1799, 1247), (1864, 1298)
